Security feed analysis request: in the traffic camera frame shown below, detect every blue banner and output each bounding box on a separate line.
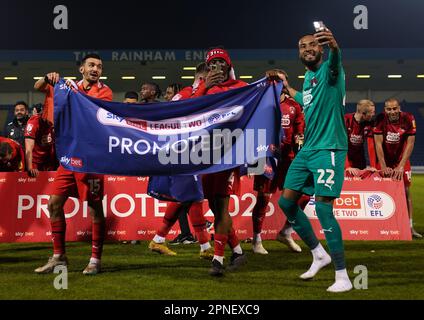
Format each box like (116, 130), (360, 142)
(54, 78), (282, 176)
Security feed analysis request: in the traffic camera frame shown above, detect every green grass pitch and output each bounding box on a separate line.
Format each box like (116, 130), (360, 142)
(0, 175), (423, 300)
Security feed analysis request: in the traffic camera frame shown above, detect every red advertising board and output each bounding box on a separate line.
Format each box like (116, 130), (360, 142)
(0, 172), (411, 242)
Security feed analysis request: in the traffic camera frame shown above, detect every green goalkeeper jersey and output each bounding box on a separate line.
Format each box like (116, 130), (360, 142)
(294, 49), (348, 151)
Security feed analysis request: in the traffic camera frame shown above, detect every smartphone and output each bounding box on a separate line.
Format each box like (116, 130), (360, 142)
(313, 21), (326, 32)
(210, 64), (222, 73)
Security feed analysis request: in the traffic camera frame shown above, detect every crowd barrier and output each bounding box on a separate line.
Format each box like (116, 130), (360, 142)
(0, 172), (411, 242)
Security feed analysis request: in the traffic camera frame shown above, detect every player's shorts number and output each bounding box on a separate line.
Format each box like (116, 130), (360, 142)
(317, 169), (335, 185)
(88, 179), (101, 194)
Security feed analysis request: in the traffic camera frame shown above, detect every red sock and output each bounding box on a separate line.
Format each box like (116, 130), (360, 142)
(92, 220), (105, 260)
(157, 202), (182, 238)
(188, 202), (209, 244)
(252, 193), (271, 234)
(214, 233), (228, 257)
(51, 220), (66, 255)
(298, 195), (311, 210)
(227, 227), (239, 249)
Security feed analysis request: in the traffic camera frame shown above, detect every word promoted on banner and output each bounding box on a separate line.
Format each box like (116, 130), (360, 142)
(0, 172), (411, 242)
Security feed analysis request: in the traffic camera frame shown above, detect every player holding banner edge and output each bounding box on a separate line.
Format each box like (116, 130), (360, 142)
(267, 26), (353, 292)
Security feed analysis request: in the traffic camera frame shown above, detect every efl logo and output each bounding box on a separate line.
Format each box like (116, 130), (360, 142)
(208, 113), (222, 125)
(70, 157), (83, 168)
(367, 194), (383, 209)
(334, 194), (361, 209)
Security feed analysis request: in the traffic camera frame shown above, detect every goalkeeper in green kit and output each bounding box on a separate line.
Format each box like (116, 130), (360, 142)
(267, 25), (352, 292)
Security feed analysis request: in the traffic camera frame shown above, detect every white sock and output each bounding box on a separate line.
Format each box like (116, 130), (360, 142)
(200, 242), (211, 251)
(213, 255), (224, 264)
(283, 226), (294, 236)
(232, 244), (243, 255)
(311, 243), (327, 260)
(335, 268), (350, 281)
(153, 235), (165, 243)
(253, 233), (262, 243)
(299, 244), (331, 279)
(53, 254), (62, 259)
(89, 257), (100, 265)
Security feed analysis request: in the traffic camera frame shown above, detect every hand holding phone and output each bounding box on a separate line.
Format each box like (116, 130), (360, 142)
(313, 21), (326, 32)
(210, 64), (222, 73)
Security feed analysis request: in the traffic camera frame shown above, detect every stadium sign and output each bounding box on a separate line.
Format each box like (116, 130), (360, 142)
(304, 192), (396, 220)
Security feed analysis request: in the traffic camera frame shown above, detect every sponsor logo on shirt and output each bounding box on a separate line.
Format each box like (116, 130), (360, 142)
(386, 131), (400, 143)
(303, 89), (313, 106)
(281, 114), (291, 126)
(349, 134), (363, 145)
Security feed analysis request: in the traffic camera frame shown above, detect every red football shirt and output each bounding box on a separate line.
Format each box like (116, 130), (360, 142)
(345, 113), (374, 169)
(42, 80), (113, 124)
(24, 115), (55, 164)
(172, 86), (194, 101)
(191, 78), (247, 97)
(373, 112), (416, 168)
(280, 96), (305, 159)
(0, 137), (25, 172)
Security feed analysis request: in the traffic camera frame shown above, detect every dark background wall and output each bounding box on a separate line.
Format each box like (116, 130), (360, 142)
(0, 0), (423, 49)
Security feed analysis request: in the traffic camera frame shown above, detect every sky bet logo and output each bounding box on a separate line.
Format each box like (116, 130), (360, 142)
(60, 156), (83, 168)
(106, 112), (126, 123)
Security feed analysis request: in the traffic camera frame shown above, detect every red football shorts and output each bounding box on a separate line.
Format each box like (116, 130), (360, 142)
(403, 161), (412, 188)
(202, 168), (240, 199)
(49, 165), (104, 202)
(254, 157), (292, 194)
(33, 161), (57, 171)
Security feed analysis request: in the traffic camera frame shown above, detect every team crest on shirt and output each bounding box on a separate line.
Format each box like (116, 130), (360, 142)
(289, 106), (296, 114)
(310, 77), (318, 87)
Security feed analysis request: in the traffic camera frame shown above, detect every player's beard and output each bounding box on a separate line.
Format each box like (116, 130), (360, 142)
(301, 51), (322, 69)
(85, 72), (99, 84)
(389, 114), (400, 122)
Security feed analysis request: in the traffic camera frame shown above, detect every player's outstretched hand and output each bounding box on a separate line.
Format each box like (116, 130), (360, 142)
(45, 72), (60, 85)
(346, 167), (360, 177)
(27, 168), (39, 178)
(205, 70), (225, 89)
(314, 29), (338, 49)
(381, 166), (394, 178)
(392, 166), (404, 181)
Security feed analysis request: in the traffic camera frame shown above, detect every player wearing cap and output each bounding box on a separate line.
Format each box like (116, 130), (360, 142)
(374, 98), (421, 238)
(34, 54), (113, 275)
(191, 47), (248, 276)
(147, 63), (214, 259)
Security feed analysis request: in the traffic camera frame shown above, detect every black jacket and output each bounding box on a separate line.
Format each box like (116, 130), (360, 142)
(6, 116), (29, 148)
